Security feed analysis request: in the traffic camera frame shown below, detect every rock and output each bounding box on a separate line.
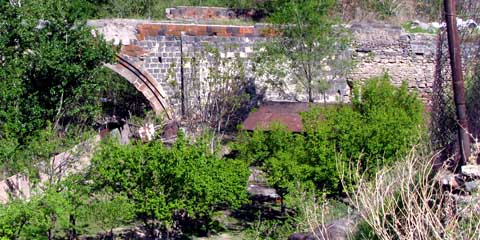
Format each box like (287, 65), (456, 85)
(0, 174), (31, 203)
(110, 128), (120, 139)
(289, 215), (359, 240)
(247, 184), (279, 199)
(119, 123), (131, 145)
(288, 233), (311, 240)
(462, 165), (480, 178)
(411, 20), (431, 31)
(162, 120), (179, 140)
(457, 18), (478, 30)
(431, 22), (446, 29)
(438, 171), (463, 190)
(138, 123), (156, 142)
(465, 180), (480, 192)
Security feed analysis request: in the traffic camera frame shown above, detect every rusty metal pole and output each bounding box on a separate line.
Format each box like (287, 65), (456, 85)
(444, 0), (471, 165)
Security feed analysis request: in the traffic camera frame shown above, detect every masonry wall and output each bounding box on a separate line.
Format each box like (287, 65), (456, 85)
(115, 23), (269, 115)
(89, 19), (451, 116)
(349, 23), (437, 102)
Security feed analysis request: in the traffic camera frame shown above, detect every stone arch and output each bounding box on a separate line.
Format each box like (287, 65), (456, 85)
(105, 54), (174, 120)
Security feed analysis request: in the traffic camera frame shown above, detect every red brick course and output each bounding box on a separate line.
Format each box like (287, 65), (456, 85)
(136, 23), (275, 40)
(121, 45), (148, 57)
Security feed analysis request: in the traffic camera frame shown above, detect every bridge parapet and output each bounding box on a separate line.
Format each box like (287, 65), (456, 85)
(89, 19), (456, 115)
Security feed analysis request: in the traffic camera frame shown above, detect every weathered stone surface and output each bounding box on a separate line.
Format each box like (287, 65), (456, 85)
(120, 124), (131, 145)
(138, 123), (156, 142)
(462, 165), (480, 178)
(0, 174), (31, 203)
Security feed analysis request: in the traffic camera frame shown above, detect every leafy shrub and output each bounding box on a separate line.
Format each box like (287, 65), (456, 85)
(235, 74), (424, 200)
(90, 134), (250, 236)
(0, 178), (134, 239)
(348, 74), (424, 172)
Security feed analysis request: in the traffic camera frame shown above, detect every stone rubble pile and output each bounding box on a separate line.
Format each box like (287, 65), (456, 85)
(439, 162), (480, 217)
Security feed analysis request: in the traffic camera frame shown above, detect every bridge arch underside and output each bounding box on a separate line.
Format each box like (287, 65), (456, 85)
(105, 56), (173, 120)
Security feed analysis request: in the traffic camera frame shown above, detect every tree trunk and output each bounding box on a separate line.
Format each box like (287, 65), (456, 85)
(308, 86), (314, 103)
(69, 214), (77, 240)
(48, 229), (53, 240)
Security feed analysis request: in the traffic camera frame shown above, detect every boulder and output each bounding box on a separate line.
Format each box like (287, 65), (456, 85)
(288, 215), (359, 240)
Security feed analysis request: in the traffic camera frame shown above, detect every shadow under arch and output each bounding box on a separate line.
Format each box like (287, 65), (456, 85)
(104, 54), (174, 120)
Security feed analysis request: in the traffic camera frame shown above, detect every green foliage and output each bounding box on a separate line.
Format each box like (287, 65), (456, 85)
(0, 200), (33, 240)
(350, 74), (424, 169)
(244, 188), (352, 240)
(90, 135), (249, 235)
(0, 0), (116, 136)
(354, 220), (379, 240)
(0, 174), (135, 239)
(0, 0), (118, 176)
(415, 0), (443, 21)
(244, 217), (296, 240)
(367, 0), (404, 19)
(80, 193), (135, 236)
(235, 75), (424, 199)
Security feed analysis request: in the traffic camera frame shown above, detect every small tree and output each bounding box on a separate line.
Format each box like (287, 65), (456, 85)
(182, 44), (251, 135)
(91, 136), (249, 237)
(255, 0), (352, 103)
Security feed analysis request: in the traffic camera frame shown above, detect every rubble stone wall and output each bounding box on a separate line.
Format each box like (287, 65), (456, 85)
(349, 22), (437, 102)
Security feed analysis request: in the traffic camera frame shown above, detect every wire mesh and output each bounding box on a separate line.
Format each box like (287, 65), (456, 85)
(430, 0), (480, 161)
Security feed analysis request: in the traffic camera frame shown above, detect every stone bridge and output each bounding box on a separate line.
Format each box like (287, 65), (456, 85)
(88, 17), (440, 118)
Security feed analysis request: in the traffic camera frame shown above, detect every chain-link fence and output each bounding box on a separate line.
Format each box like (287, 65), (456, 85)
(430, 0), (480, 164)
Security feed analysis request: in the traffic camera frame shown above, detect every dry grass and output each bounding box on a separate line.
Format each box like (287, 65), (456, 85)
(344, 146), (480, 240)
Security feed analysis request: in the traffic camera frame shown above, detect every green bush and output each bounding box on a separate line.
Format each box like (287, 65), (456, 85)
(90, 134), (250, 236)
(235, 74), (424, 200)
(0, 178), (134, 239)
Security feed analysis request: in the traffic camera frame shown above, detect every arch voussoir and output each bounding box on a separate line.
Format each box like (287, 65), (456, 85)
(104, 55), (174, 120)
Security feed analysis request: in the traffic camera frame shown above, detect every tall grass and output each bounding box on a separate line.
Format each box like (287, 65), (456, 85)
(345, 146), (480, 240)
